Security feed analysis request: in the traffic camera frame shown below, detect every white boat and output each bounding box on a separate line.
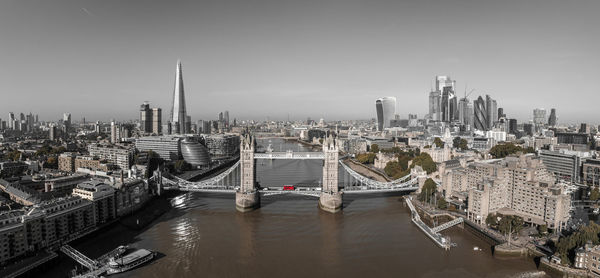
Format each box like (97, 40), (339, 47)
(107, 248), (155, 275)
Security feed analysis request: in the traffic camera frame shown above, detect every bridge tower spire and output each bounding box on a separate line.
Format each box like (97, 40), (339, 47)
(236, 134), (260, 212)
(319, 134), (342, 213)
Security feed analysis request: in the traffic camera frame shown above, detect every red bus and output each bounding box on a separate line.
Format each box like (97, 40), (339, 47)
(283, 185), (295, 191)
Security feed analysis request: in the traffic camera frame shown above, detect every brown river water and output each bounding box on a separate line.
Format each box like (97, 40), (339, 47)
(42, 139), (547, 278)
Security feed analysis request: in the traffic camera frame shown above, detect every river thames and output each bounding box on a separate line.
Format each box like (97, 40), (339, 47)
(45, 139), (547, 277)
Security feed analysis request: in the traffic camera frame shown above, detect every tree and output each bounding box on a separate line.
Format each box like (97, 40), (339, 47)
(436, 197), (448, 209)
(556, 222), (600, 265)
(418, 178), (437, 203)
(459, 139), (468, 150)
(591, 187), (600, 201)
(370, 144), (380, 153)
(538, 224), (548, 235)
(489, 143), (527, 158)
(433, 137), (444, 148)
(453, 137), (461, 149)
(411, 153), (437, 174)
(498, 215), (524, 240)
(356, 153), (376, 164)
(45, 157), (58, 169)
(485, 213), (498, 228)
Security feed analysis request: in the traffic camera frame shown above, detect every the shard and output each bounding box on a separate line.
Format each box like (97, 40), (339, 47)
(170, 60), (187, 134)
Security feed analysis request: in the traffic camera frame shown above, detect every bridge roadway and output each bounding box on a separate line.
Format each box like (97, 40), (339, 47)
(156, 155), (420, 195)
(254, 151), (324, 160)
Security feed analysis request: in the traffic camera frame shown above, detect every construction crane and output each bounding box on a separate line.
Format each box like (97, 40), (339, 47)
(463, 85), (475, 99)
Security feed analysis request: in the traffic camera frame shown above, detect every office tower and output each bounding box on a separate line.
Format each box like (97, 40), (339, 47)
(35, 114), (38, 123)
(110, 121), (120, 144)
(436, 76), (455, 92)
(548, 108), (557, 126)
(485, 95), (497, 129)
(170, 60), (188, 134)
(458, 97), (469, 125)
(140, 102), (152, 133)
(429, 91), (441, 121)
(63, 113), (71, 131)
(473, 96), (487, 131)
(152, 107), (162, 134)
(218, 112), (223, 124)
(186, 115), (191, 133)
(533, 108), (546, 125)
(49, 125), (57, 141)
(375, 97), (396, 131)
(224, 111), (230, 127)
(8, 112), (15, 129)
(94, 121), (100, 133)
(498, 108), (504, 120)
(433, 76), (457, 123)
(580, 123), (590, 134)
(523, 123), (534, 136)
(508, 119), (518, 135)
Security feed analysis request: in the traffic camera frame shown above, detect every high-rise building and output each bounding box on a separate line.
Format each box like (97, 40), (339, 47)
(497, 108), (504, 120)
(548, 108), (557, 126)
(458, 97), (473, 128)
(375, 97), (396, 131)
(110, 120), (120, 144)
(428, 91), (441, 121)
(224, 111), (230, 127)
(485, 95), (497, 129)
(49, 125), (57, 141)
(140, 102), (152, 133)
(170, 60), (188, 134)
(580, 123), (590, 134)
(152, 107), (162, 134)
(508, 119), (518, 135)
(63, 113), (71, 131)
(473, 96), (487, 131)
(533, 108), (546, 125)
(436, 75), (455, 92)
(8, 112), (15, 130)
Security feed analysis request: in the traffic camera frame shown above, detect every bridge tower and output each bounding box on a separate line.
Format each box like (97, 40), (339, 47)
(236, 134), (260, 212)
(319, 135), (342, 213)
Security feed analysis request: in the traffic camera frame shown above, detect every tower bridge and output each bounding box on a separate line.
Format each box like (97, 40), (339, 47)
(152, 135), (420, 213)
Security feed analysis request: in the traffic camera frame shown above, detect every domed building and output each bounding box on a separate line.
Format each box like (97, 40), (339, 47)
(181, 138), (211, 167)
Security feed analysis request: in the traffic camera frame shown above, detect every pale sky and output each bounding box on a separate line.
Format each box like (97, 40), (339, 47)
(0, 0), (598, 124)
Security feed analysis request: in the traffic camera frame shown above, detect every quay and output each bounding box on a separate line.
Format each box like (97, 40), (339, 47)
(404, 196), (463, 250)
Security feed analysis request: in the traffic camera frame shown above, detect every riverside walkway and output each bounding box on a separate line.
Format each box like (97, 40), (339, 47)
(405, 196), (463, 250)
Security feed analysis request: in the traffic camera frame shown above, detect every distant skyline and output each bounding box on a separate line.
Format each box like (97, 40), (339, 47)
(0, 0), (598, 124)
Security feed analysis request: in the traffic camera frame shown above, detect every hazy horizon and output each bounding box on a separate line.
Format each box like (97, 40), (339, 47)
(1, 0), (598, 125)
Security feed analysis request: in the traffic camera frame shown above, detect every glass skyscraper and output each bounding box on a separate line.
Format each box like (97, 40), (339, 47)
(375, 97), (396, 131)
(170, 60), (188, 134)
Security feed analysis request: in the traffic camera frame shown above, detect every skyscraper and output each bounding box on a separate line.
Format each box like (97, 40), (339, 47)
(152, 107), (162, 134)
(533, 108), (546, 125)
(428, 91), (441, 121)
(485, 95), (497, 129)
(224, 111), (230, 127)
(474, 96), (487, 131)
(458, 97), (474, 129)
(435, 76), (457, 123)
(170, 60), (188, 134)
(548, 108), (557, 126)
(140, 102), (152, 133)
(63, 113), (71, 133)
(7, 112), (14, 130)
(110, 120), (120, 143)
(508, 119), (518, 135)
(375, 97), (396, 131)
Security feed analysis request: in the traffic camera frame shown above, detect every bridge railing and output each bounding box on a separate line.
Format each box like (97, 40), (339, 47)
(339, 160), (416, 190)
